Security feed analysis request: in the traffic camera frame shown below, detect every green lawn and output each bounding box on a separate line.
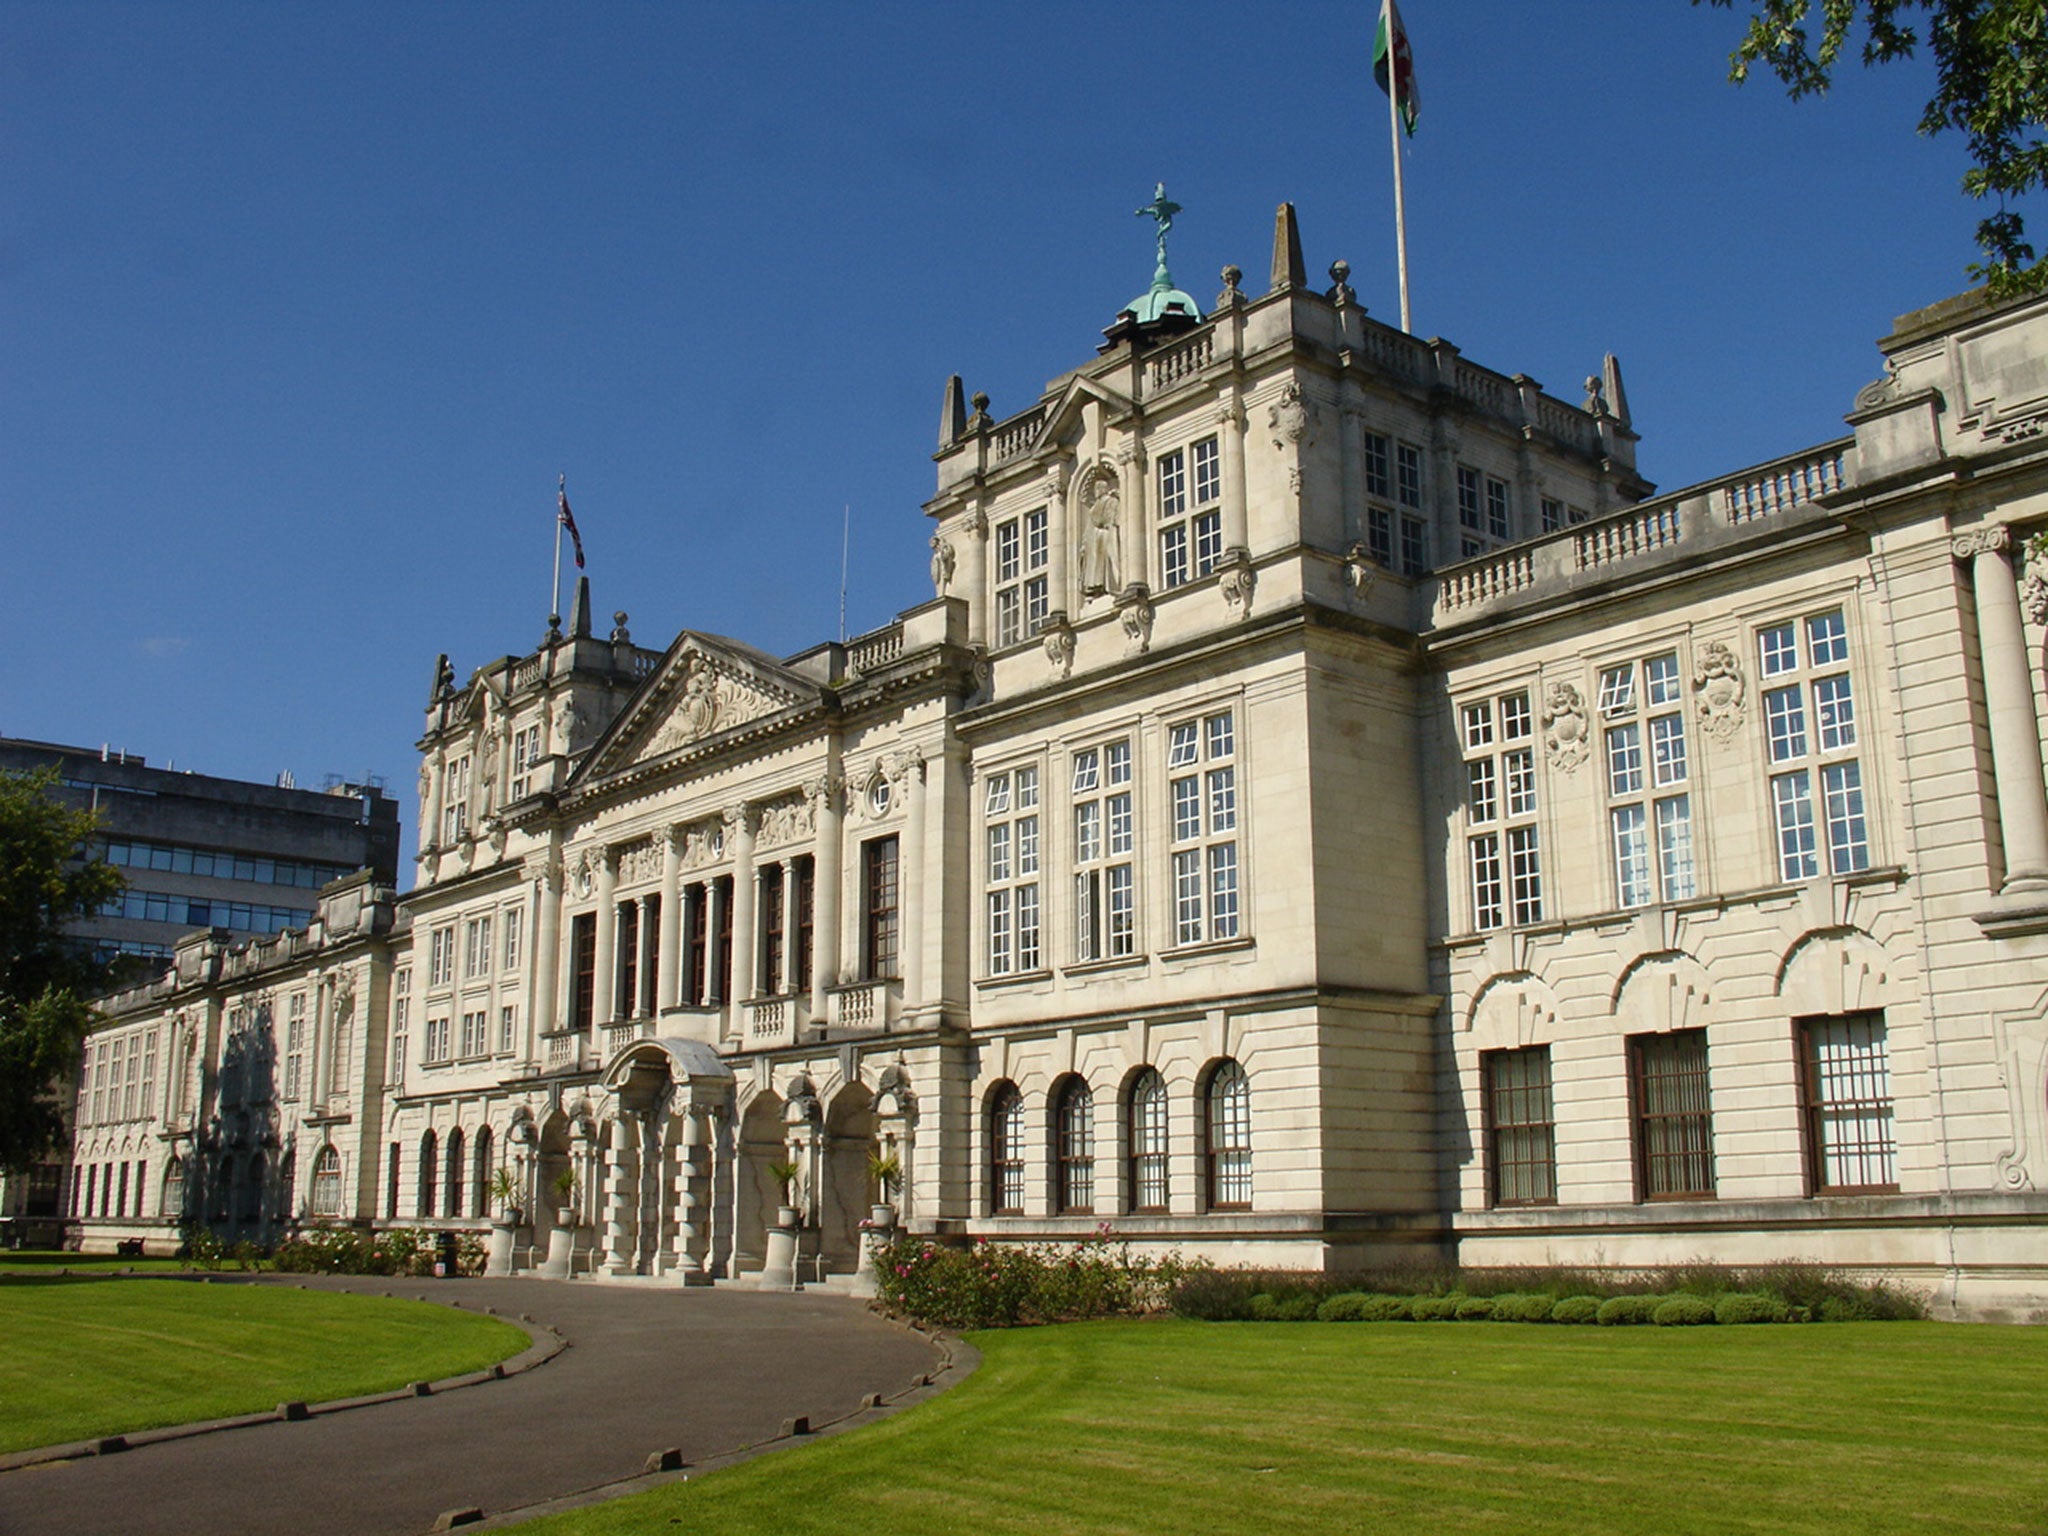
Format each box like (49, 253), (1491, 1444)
(512, 1318), (2048, 1536)
(0, 1250), (188, 1276)
(0, 1277), (528, 1453)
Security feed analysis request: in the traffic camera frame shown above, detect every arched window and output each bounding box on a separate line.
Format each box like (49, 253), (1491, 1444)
(1127, 1069), (1168, 1213)
(163, 1157), (185, 1220)
(311, 1147), (343, 1217)
(988, 1083), (1025, 1216)
(444, 1127), (466, 1218)
(472, 1126), (494, 1219)
(418, 1130), (437, 1218)
(1053, 1077), (1095, 1215)
(1204, 1059), (1252, 1210)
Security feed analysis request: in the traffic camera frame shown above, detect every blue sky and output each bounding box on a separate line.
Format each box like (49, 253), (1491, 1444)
(3, 3), (2001, 876)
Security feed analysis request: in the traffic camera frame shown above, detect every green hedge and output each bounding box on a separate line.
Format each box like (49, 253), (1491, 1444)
(1654, 1295), (1719, 1326)
(1551, 1296), (1602, 1325)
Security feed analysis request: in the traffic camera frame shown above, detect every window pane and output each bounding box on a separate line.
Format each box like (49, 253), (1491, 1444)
(1486, 1048), (1555, 1205)
(1822, 761), (1869, 873)
(1634, 1031), (1713, 1198)
(1804, 1015), (1895, 1190)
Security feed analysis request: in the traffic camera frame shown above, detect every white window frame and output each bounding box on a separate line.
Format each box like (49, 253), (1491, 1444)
(983, 765), (1042, 976)
(1157, 437), (1224, 590)
(1761, 609), (1868, 881)
(1463, 690), (1540, 930)
(1073, 738), (1136, 963)
(1167, 711), (1241, 946)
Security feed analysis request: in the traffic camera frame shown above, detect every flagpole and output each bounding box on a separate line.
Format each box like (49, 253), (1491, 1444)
(552, 475), (565, 623)
(1388, 48), (1412, 333)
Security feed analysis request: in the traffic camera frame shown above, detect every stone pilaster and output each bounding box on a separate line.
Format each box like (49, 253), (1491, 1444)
(1956, 524), (2048, 892)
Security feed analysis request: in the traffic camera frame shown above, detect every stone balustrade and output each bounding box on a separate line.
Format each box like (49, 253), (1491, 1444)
(1430, 437), (1856, 628)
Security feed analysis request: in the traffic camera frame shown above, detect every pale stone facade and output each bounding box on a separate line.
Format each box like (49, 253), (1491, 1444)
(69, 208), (2048, 1316)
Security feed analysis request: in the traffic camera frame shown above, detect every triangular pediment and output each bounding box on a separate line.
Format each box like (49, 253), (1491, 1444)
(1037, 373), (1133, 450)
(577, 632), (820, 782)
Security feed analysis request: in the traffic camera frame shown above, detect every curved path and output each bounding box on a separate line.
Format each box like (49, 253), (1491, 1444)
(0, 1275), (951, 1536)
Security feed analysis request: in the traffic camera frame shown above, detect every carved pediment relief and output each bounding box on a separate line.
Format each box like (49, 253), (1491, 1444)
(585, 635), (818, 780)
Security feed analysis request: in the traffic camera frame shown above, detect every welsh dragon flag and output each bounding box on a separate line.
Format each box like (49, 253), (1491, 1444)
(1374, 0), (1419, 136)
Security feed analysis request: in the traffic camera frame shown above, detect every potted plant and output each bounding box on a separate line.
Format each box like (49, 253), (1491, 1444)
(866, 1149), (901, 1227)
(488, 1165), (523, 1225)
(767, 1159), (802, 1228)
(552, 1166), (578, 1227)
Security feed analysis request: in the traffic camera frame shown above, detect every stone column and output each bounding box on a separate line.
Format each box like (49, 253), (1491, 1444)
(533, 857), (562, 1038)
(899, 750), (928, 1015)
(307, 976), (330, 1110)
(1957, 525), (2048, 892)
(657, 826), (682, 1013)
(673, 1104), (707, 1281)
(727, 804), (758, 1022)
(593, 850), (618, 1030)
(1338, 401), (1363, 546)
(704, 880), (726, 1006)
(638, 894), (660, 1018)
(779, 861), (799, 997)
(965, 505), (991, 647)
(1117, 442), (1148, 591)
(809, 774), (844, 1021)
(1045, 459), (1072, 617)
(1218, 390), (1249, 553)
(601, 1115), (638, 1276)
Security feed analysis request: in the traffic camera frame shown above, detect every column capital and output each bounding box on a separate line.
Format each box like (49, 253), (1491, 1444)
(722, 801), (757, 840)
(1953, 522), (2014, 561)
(804, 772), (846, 815)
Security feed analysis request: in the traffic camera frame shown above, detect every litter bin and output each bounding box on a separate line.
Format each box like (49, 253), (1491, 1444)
(434, 1231), (459, 1278)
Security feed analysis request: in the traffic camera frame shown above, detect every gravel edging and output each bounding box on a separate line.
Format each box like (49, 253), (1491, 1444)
(0, 1280), (560, 1474)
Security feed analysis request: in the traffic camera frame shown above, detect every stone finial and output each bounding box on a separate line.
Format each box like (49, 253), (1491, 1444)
(1602, 353), (1632, 430)
(940, 374), (966, 448)
(1270, 203), (1306, 293)
(569, 576), (593, 639)
(1583, 375), (1608, 417)
(610, 611), (631, 645)
(430, 653), (454, 703)
(969, 391), (992, 429)
(1327, 259), (1355, 307)
(1215, 264), (1245, 311)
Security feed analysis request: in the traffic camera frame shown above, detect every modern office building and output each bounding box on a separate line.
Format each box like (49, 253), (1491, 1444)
(0, 737), (397, 1245)
(64, 206), (2048, 1316)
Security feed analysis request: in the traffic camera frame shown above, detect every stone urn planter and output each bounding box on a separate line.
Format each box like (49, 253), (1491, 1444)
(485, 1216), (519, 1277)
(869, 1202), (896, 1229)
(539, 1207), (580, 1280)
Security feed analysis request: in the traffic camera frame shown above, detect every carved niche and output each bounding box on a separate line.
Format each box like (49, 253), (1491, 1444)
(1542, 680), (1590, 773)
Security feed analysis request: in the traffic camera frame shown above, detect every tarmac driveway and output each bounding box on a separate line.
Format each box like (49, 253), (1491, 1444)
(0, 1275), (949, 1536)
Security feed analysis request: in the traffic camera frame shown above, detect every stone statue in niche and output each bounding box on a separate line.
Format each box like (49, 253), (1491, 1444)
(416, 763), (433, 834)
(929, 536), (956, 597)
(555, 694), (587, 754)
(1542, 680), (1590, 773)
(1077, 465), (1122, 597)
(1693, 642), (1748, 741)
(478, 728), (499, 815)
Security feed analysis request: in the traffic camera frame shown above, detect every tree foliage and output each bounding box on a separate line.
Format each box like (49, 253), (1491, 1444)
(0, 769), (122, 1171)
(1699, 1), (2048, 295)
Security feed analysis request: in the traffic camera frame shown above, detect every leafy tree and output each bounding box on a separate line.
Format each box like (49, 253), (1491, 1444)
(0, 769), (122, 1171)
(1698, 1), (2048, 295)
